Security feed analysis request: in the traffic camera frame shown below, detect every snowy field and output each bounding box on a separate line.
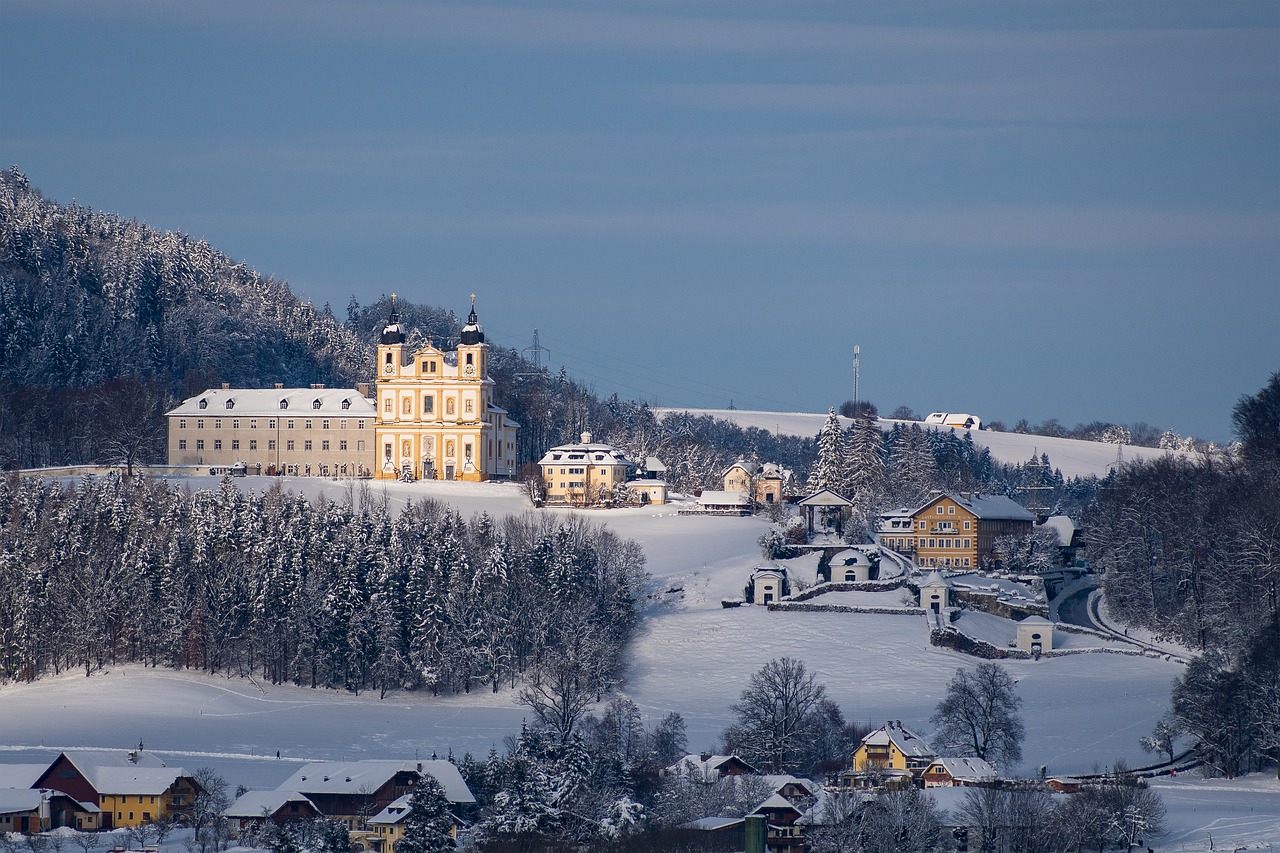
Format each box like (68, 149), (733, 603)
(656, 408), (1193, 479)
(2, 475), (1276, 848)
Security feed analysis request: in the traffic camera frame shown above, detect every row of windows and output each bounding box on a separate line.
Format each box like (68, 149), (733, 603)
(883, 537), (973, 550)
(197, 398), (352, 411)
(177, 418), (367, 430)
(178, 439), (365, 452)
(918, 519), (972, 530)
(382, 396), (474, 416)
(923, 557), (972, 568)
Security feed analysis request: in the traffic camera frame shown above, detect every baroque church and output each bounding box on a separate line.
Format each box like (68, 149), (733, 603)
(166, 298), (519, 482)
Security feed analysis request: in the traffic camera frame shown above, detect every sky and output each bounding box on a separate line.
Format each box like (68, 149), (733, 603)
(2, 1), (1277, 442)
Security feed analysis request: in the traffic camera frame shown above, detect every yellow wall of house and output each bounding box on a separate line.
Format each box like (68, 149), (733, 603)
(852, 742), (908, 773)
(101, 793), (164, 828)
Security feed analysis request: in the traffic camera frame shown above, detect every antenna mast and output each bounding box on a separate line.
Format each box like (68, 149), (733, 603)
(852, 345), (861, 413)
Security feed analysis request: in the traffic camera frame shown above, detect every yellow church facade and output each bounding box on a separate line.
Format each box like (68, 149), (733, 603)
(373, 298), (518, 482)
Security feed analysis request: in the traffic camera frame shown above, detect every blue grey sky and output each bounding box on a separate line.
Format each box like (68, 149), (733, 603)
(3, 1), (1277, 441)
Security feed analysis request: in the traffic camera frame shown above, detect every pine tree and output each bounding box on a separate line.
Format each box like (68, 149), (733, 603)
(808, 408), (849, 496)
(396, 774), (455, 853)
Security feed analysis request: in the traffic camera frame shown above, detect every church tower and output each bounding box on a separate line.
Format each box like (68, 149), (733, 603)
(373, 295), (517, 482)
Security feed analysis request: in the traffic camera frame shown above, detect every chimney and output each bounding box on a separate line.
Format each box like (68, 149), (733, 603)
(700, 752), (712, 762)
(310, 383), (325, 390)
(275, 383), (284, 389)
(221, 382), (230, 390)
(356, 383), (371, 398)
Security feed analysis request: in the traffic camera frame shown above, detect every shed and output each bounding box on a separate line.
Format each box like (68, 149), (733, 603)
(1017, 615), (1054, 656)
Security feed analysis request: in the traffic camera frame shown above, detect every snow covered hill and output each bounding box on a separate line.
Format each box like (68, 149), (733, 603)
(654, 408), (1194, 479)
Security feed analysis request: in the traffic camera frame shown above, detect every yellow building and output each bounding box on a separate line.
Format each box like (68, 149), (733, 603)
(851, 721), (935, 776)
(906, 491), (1035, 570)
(374, 298), (518, 482)
(538, 432), (633, 506)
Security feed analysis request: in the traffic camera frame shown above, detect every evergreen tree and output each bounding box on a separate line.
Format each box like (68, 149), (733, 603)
(808, 409), (849, 496)
(397, 774), (455, 853)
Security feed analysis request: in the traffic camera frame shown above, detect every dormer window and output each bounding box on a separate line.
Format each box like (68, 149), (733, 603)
(279, 399), (288, 410)
(198, 399), (208, 409)
(225, 399), (235, 410)
(312, 399), (322, 410)
(341, 399), (350, 410)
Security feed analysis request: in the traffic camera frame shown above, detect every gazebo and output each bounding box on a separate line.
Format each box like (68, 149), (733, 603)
(798, 488), (853, 535)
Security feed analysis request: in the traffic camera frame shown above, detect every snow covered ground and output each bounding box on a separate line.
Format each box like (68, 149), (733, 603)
(2, 474), (1275, 848)
(656, 408), (1193, 479)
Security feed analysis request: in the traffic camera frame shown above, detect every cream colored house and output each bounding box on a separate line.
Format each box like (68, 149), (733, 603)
(374, 299), (518, 482)
(539, 432), (633, 506)
(722, 460), (792, 506)
(167, 385), (375, 476)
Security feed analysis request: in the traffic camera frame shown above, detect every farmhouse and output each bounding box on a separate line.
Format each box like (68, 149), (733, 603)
(663, 754), (759, 783)
(722, 460), (794, 505)
(277, 760), (474, 832)
(31, 751), (199, 830)
(851, 722), (935, 778)
(921, 757), (997, 788)
(224, 790), (320, 837)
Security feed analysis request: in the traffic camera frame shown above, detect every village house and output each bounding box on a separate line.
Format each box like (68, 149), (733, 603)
(275, 760), (474, 833)
(662, 754), (759, 783)
(921, 757), (997, 788)
(224, 790), (321, 838)
(694, 489), (752, 515)
(31, 751), (200, 830)
(896, 491), (1035, 570)
(750, 792), (806, 853)
(538, 432), (635, 506)
(844, 722), (936, 786)
(722, 460), (794, 506)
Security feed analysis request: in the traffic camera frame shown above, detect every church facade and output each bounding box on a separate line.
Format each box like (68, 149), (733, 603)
(166, 299), (518, 482)
(372, 299), (518, 482)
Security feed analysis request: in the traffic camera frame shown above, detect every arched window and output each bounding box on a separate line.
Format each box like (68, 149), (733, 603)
(198, 399), (208, 410)
(466, 353), (474, 366)
(312, 399), (321, 410)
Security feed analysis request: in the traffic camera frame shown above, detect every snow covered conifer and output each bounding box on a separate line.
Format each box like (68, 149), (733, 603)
(397, 773), (455, 853)
(808, 408), (850, 496)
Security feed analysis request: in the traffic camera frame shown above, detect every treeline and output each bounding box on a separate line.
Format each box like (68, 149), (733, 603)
(1087, 372), (1280, 777)
(0, 474), (648, 695)
(0, 168), (368, 469)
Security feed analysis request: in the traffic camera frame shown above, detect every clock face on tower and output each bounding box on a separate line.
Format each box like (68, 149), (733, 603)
(464, 364), (475, 376)
(383, 364), (394, 375)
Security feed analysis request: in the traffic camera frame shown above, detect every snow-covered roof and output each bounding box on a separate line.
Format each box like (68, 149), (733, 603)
(751, 565), (786, 579)
(0, 788), (45, 814)
(367, 794), (411, 825)
(861, 722), (934, 758)
(167, 387), (375, 418)
(680, 816), (744, 831)
(0, 764), (47, 789)
(697, 490), (750, 506)
(1040, 515), (1076, 547)
(760, 775), (819, 796)
(225, 790), (317, 818)
(798, 489), (853, 507)
(53, 751), (190, 796)
(643, 456), (667, 473)
(914, 491), (1035, 522)
(280, 760), (474, 804)
(538, 435), (633, 467)
(920, 571), (952, 588)
(925, 757), (996, 781)
(664, 754), (758, 780)
(751, 792), (802, 815)
(724, 459), (761, 477)
(1019, 615), (1055, 626)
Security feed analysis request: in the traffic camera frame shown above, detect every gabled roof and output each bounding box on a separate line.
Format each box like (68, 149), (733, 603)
(751, 792), (802, 817)
(664, 754), (759, 780)
(798, 489), (852, 507)
(919, 571), (952, 588)
(279, 760), (474, 805)
(0, 788), (46, 815)
(225, 790), (318, 819)
(367, 794), (412, 825)
(724, 460), (761, 477)
(680, 816), (744, 831)
(1018, 615), (1054, 626)
(760, 775), (819, 796)
(1040, 515), (1077, 547)
(925, 757), (996, 781)
(912, 491), (1034, 522)
(861, 722), (934, 758)
(48, 751), (191, 797)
